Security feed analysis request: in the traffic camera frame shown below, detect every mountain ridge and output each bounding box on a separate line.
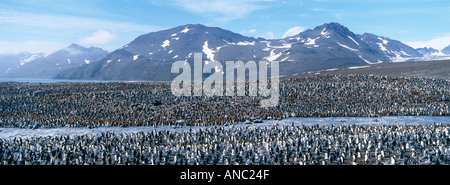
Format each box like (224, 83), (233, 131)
(442, 44), (450, 54)
(3, 44), (108, 79)
(0, 52), (45, 76)
(55, 22), (435, 81)
(0, 22), (440, 81)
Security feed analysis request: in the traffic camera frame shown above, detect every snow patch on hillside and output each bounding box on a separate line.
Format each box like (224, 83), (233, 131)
(180, 27), (190, 34)
(161, 40), (170, 48)
(348, 36), (360, 46)
(202, 41), (215, 61)
(304, 38), (316, 45)
(337, 42), (358, 51)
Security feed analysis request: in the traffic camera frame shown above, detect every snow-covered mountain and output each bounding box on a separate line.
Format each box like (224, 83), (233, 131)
(55, 23), (439, 81)
(119, 24), (263, 62)
(281, 23), (391, 64)
(4, 44), (108, 78)
(416, 47), (440, 55)
(412, 46), (450, 61)
(442, 44), (450, 55)
(0, 52), (45, 76)
(359, 33), (423, 62)
(415, 46), (450, 61)
(55, 24), (266, 80)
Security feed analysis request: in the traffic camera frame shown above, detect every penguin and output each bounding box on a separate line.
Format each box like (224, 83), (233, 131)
(390, 155), (396, 165)
(364, 153), (369, 164)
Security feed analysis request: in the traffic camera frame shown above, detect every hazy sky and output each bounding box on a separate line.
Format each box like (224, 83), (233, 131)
(1, 0), (450, 55)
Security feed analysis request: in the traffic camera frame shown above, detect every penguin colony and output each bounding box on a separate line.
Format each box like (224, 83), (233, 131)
(0, 74), (449, 165)
(1, 123), (449, 165)
(0, 74), (448, 128)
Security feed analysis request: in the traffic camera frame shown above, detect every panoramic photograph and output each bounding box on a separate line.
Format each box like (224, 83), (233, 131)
(0, 0), (449, 183)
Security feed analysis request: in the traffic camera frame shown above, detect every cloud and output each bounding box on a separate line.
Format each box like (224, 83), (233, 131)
(282, 26), (304, 38)
(405, 36), (450, 50)
(0, 41), (64, 55)
(241, 29), (274, 39)
(258, 32), (274, 39)
(79, 30), (116, 46)
(0, 9), (161, 54)
(0, 9), (159, 33)
(167, 0), (271, 21)
(311, 7), (325, 12)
